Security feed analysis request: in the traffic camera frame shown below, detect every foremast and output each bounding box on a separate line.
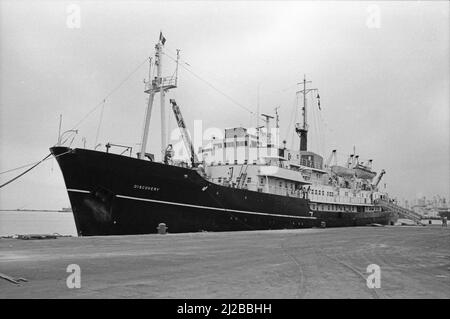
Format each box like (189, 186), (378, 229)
(139, 32), (179, 160)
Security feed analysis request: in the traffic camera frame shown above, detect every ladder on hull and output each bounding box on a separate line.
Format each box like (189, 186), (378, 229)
(236, 165), (249, 189)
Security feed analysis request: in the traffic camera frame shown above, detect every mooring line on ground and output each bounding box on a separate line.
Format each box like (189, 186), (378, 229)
(280, 238), (307, 299)
(0, 272), (28, 285)
(319, 250), (383, 299)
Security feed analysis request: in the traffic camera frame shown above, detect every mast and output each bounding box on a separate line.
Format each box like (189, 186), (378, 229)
(295, 75), (319, 153)
(261, 113), (274, 147)
(139, 57), (155, 159)
(302, 76), (308, 132)
(156, 38), (167, 159)
(256, 84), (261, 162)
(274, 106), (280, 129)
(140, 32), (177, 161)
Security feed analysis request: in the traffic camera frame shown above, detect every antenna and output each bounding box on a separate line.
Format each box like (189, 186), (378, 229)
(175, 49), (180, 87)
(57, 114), (62, 145)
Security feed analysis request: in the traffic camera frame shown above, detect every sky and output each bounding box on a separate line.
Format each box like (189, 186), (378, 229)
(0, 0), (449, 209)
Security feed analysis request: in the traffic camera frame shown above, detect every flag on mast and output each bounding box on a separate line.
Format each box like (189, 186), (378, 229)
(159, 32), (166, 45)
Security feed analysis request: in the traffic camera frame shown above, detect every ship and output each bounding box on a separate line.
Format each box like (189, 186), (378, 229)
(51, 34), (393, 236)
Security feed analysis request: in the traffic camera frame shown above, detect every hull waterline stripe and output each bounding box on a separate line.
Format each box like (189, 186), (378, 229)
(67, 189), (90, 194)
(67, 188), (316, 220)
(116, 195), (316, 220)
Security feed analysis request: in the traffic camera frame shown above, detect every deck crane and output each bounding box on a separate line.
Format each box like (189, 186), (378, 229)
(372, 169), (386, 189)
(324, 149), (337, 169)
(169, 99), (199, 167)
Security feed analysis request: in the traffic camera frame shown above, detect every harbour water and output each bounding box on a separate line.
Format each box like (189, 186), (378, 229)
(0, 211), (77, 237)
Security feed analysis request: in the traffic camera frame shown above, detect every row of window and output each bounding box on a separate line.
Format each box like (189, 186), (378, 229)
(215, 175), (368, 200)
(311, 203), (357, 212)
(217, 177), (252, 184)
(310, 189), (333, 196)
(214, 141), (259, 148)
(310, 203), (378, 212)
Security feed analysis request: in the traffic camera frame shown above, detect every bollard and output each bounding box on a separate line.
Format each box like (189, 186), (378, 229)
(157, 223), (168, 234)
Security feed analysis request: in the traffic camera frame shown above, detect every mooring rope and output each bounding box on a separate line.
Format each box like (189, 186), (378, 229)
(0, 150), (72, 189)
(0, 154), (52, 189)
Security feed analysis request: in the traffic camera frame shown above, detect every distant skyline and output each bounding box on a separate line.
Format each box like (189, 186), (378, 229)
(0, 1), (449, 209)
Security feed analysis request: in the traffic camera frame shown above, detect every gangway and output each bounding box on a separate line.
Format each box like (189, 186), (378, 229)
(375, 199), (422, 224)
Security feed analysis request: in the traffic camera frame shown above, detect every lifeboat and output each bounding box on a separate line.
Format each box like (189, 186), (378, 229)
(353, 164), (377, 180)
(330, 165), (355, 178)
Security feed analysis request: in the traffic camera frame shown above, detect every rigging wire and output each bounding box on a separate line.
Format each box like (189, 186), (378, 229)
(162, 51), (258, 117)
(315, 95), (325, 155)
(285, 95), (298, 148)
(311, 95), (320, 153)
(60, 131), (77, 146)
(0, 57), (149, 180)
(94, 99), (106, 147)
(317, 104), (331, 155)
(163, 46), (302, 112)
(69, 56), (150, 131)
(290, 94), (300, 150)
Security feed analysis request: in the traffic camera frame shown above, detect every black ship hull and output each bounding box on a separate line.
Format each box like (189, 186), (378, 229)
(51, 147), (391, 236)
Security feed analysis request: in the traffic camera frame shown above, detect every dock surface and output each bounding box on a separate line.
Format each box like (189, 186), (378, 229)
(1, 226), (449, 298)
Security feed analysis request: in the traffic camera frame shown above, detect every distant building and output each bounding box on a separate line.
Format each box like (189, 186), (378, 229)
(411, 195), (449, 218)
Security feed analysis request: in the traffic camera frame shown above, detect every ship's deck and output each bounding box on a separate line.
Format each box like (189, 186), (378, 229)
(0, 226), (449, 298)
